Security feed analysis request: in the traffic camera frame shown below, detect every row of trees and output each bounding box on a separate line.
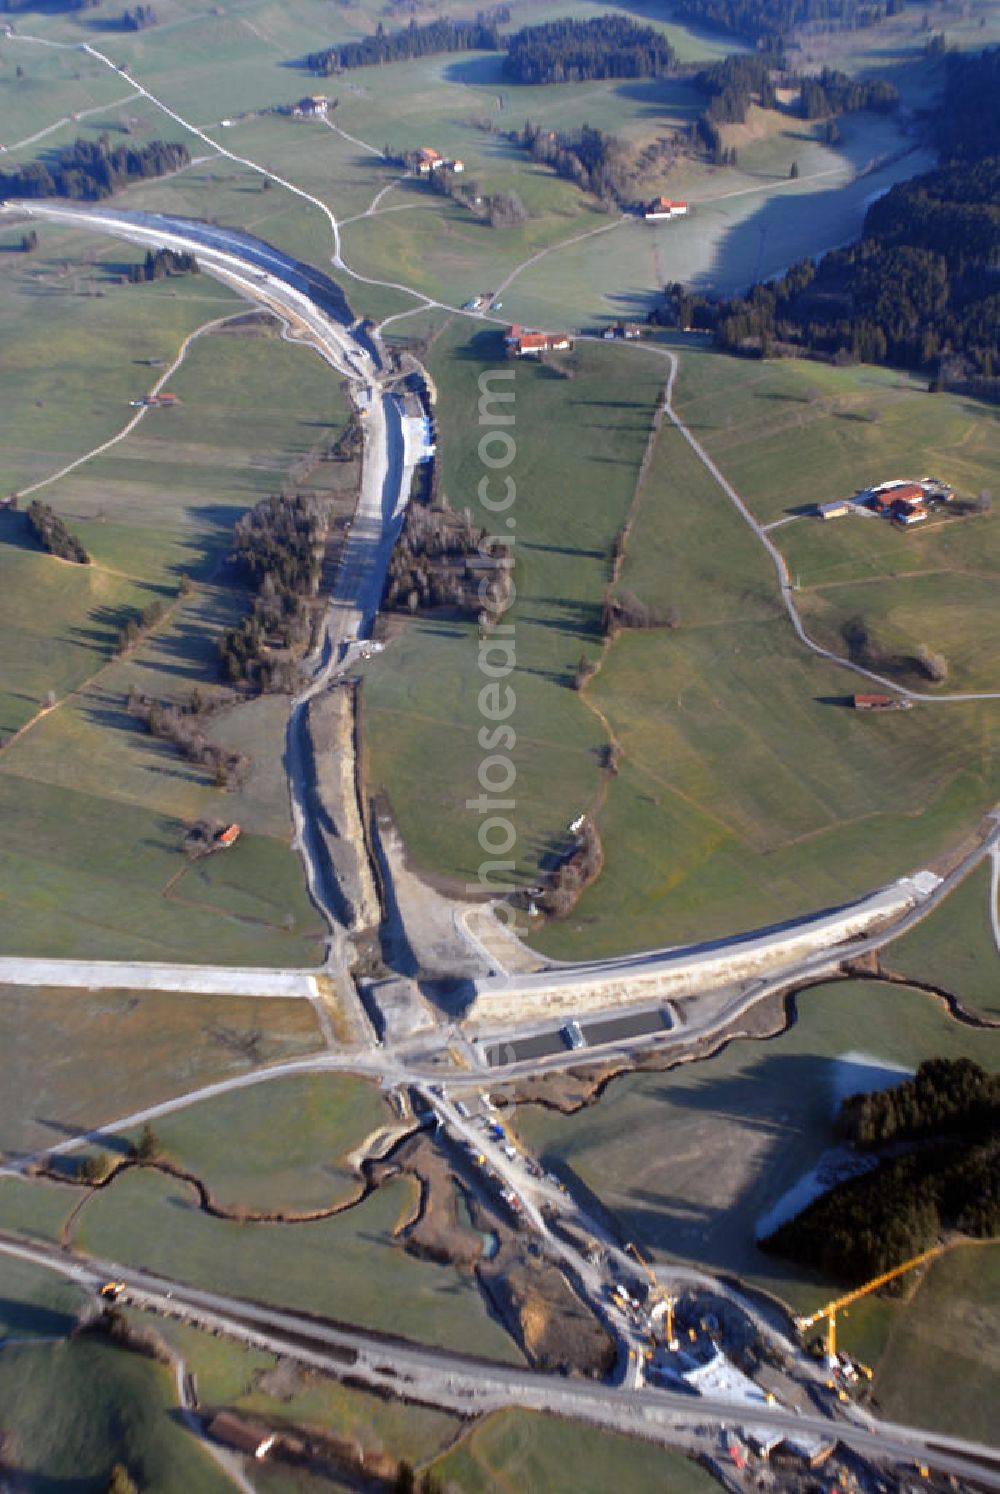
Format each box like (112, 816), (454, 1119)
(121, 2), (156, 28)
(697, 54), (779, 124)
(0, 136), (190, 203)
(115, 598), (166, 654)
(670, 0), (903, 46)
(218, 492), (328, 689)
(516, 121), (632, 205)
(762, 1050), (997, 1288)
(698, 55), (896, 124)
(602, 589), (678, 635)
(307, 17), (499, 75)
(26, 499), (89, 564)
(538, 818), (603, 918)
(125, 247), (198, 283)
(799, 65), (897, 118)
(503, 15), (675, 85)
(840, 1059), (998, 1149)
(128, 687), (252, 789)
(384, 497), (504, 615)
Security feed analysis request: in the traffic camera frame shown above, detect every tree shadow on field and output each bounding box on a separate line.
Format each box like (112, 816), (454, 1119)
(135, 618), (227, 681)
(570, 398), (643, 410)
(522, 540), (605, 559)
(0, 1295), (78, 1340)
(591, 1047), (874, 1280)
(611, 76), (704, 124)
(67, 604), (129, 652)
(31, 1115), (135, 1161)
(452, 329), (506, 363)
(79, 692), (147, 739)
(442, 54), (507, 88)
(0, 511), (41, 554)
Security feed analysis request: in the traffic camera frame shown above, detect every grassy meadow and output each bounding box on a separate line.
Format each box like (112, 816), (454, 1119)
(870, 1243), (999, 1445)
(0, 233), (356, 962)
(516, 978), (999, 1309)
(69, 1165), (523, 1360)
(150, 1316), (464, 1465)
(0, 1255), (229, 1492)
(119, 1072), (394, 1212)
(887, 860), (1000, 1020)
(0, 984), (324, 1161)
(362, 325), (664, 889)
(363, 329), (999, 959)
(0, 0), (943, 335)
(432, 1409), (719, 1494)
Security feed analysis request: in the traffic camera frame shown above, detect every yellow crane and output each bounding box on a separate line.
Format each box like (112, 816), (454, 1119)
(625, 1241), (678, 1350)
(795, 1244), (947, 1362)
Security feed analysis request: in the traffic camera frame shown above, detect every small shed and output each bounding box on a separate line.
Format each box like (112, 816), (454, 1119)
(207, 1413), (277, 1460)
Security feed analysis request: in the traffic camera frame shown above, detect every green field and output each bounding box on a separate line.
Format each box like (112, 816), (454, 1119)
(363, 325), (664, 890)
(887, 861), (1000, 1020)
(535, 347), (999, 956)
(3, 1), (996, 968)
(126, 1072), (393, 1212)
(871, 1243), (1000, 1444)
(0, 985), (323, 1161)
(0, 0), (942, 335)
(0, 1256), (228, 1492)
(151, 1316), (464, 1465)
(0, 233), (357, 962)
(68, 1166), (522, 1359)
(670, 351), (999, 527)
(433, 1409), (718, 1494)
(363, 330), (1000, 959)
(516, 978), (999, 1312)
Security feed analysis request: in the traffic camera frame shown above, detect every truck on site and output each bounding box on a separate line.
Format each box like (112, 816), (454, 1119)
(100, 1281), (126, 1299)
(563, 1020), (586, 1050)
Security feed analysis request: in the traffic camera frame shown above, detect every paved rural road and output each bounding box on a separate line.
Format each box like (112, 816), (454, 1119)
(2, 1235), (997, 1488)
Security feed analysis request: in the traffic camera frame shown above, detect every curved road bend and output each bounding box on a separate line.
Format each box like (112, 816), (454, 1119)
(2, 1236), (997, 1489)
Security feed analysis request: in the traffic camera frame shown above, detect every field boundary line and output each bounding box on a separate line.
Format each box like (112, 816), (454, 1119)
(571, 365), (671, 819)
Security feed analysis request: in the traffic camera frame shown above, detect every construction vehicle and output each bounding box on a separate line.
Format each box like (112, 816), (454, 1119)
(626, 1240), (679, 1349)
(100, 1281), (126, 1299)
(795, 1244), (947, 1363)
